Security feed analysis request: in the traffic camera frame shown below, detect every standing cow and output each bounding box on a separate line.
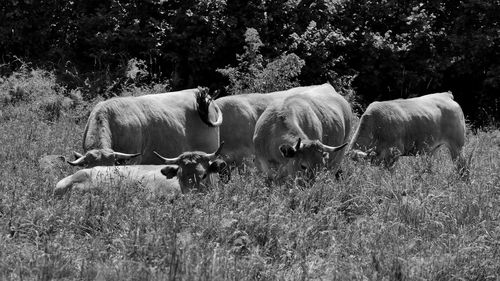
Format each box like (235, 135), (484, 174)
(253, 84), (353, 181)
(215, 85), (320, 169)
(69, 88), (222, 167)
(349, 92), (466, 171)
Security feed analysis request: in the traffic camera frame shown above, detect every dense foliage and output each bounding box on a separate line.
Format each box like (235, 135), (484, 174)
(1, 0), (499, 124)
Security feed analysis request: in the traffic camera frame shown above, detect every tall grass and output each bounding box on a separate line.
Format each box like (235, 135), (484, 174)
(1, 69), (499, 280)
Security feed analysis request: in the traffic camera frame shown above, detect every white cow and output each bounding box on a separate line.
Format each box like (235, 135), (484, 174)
(54, 165), (178, 199)
(69, 87), (222, 167)
(253, 84), (353, 181)
(349, 92), (466, 170)
(215, 85), (320, 168)
(55, 144), (228, 198)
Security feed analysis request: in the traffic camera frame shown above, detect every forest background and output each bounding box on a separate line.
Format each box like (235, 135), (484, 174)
(1, 0), (499, 126)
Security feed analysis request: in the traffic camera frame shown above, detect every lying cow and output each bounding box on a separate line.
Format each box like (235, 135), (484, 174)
(349, 91), (466, 170)
(69, 87), (222, 167)
(253, 84), (353, 181)
(215, 85), (320, 169)
(55, 144), (228, 198)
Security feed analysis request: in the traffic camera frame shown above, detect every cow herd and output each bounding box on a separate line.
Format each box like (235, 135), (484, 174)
(52, 84), (467, 198)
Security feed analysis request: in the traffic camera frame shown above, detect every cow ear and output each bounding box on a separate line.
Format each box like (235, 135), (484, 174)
(161, 165), (179, 179)
(279, 144), (297, 158)
(209, 159), (230, 183)
(209, 159), (227, 173)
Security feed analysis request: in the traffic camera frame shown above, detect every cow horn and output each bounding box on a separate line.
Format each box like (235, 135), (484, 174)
(206, 141), (224, 160)
(67, 156), (86, 166)
(295, 138), (302, 151)
(73, 151), (84, 159)
(320, 142), (348, 153)
(114, 152), (141, 160)
(153, 151), (180, 164)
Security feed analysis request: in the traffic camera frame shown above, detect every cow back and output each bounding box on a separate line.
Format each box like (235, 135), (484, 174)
(82, 89), (220, 164)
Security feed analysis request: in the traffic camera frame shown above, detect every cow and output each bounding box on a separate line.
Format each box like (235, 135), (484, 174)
(348, 91), (466, 171)
(68, 87), (223, 167)
(54, 143), (228, 198)
(253, 84), (353, 182)
(214, 85), (320, 169)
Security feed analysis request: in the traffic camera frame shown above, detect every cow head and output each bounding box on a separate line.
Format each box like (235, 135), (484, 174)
(196, 87), (223, 127)
(154, 142), (228, 193)
(279, 138), (348, 178)
(67, 149), (141, 168)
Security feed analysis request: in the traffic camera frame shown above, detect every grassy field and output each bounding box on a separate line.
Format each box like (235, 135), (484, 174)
(1, 73), (500, 280)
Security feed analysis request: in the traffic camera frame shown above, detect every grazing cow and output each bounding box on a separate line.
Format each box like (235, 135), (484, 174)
(349, 92), (466, 170)
(215, 85), (320, 168)
(54, 144), (228, 198)
(253, 84), (353, 181)
(68, 87), (223, 167)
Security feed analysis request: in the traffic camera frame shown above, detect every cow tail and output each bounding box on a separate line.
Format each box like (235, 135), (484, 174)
(196, 87), (223, 127)
(83, 103), (113, 150)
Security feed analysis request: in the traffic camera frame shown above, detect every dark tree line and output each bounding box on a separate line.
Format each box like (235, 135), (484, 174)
(1, 0), (499, 126)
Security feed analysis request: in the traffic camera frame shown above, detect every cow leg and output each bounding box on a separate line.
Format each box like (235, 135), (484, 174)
(219, 165), (232, 183)
(449, 145), (468, 179)
(429, 143), (445, 156)
(334, 168), (344, 180)
(326, 144), (348, 176)
(450, 148), (472, 179)
(254, 158), (266, 173)
(380, 146), (401, 170)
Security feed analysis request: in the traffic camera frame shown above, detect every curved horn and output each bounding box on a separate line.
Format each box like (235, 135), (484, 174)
(73, 151), (84, 159)
(295, 138), (302, 151)
(206, 141), (224, 160)
(320, 142), (348, 153)
(153, 151), (180, 164)
(67, 156), (86, 166)
(114, 152), (141, 160)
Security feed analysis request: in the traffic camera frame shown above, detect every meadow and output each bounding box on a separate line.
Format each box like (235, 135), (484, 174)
(1, 69), (499, 280)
